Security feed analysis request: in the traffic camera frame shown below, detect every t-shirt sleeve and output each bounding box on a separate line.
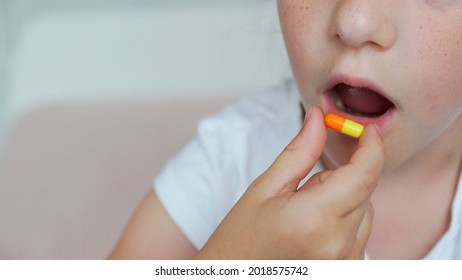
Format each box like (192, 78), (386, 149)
(153, 116), (234, 250)
(153, 83), (304, 251)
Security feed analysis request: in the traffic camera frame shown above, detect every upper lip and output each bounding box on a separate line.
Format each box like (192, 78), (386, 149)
(322, 74), (396, 106)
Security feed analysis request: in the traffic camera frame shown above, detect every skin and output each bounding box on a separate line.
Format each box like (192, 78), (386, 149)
(278, 0), (462, 259)
(110, 0), (462, 259)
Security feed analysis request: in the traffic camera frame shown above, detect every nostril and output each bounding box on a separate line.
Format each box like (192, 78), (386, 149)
(335, 33), (369, 49)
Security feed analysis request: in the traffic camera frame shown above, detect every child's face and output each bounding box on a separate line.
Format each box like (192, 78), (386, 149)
(278, 0), (462, 171)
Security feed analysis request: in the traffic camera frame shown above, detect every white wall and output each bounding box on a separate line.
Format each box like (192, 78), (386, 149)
(1, 0), (290, 126)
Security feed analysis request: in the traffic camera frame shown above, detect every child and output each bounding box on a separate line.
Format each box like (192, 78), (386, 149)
(109, 0), (462, 259)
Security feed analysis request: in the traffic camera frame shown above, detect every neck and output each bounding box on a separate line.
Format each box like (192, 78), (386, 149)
(366, 117), (461, 259)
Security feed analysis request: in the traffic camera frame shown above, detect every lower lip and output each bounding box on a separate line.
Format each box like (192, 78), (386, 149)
(320, 91), (397, 134)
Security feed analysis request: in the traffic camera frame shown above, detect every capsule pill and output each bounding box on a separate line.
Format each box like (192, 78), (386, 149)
(324, 113), (364, 139)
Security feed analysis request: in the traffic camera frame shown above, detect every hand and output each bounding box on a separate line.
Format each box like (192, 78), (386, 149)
(195, 106), (385, 259)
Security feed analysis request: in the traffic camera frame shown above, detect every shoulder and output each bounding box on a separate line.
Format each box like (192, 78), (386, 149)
(199, 79), (302, 139)
(193, 80), (303, 183)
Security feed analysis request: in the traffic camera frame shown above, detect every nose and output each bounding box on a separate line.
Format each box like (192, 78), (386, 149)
(331, 0), (396, 49)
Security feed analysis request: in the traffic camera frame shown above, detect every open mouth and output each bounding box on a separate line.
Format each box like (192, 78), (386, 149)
(321, 78), (398, 133)
(332, 83), (395, 118)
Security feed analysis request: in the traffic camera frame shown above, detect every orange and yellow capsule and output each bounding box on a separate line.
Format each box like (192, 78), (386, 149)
(324, 113), (364, 139)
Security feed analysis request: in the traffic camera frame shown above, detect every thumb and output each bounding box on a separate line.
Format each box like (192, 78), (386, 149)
(257, 105), (327, 195)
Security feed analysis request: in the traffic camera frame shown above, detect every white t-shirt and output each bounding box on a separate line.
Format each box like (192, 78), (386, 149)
(154, 81), (462, 259)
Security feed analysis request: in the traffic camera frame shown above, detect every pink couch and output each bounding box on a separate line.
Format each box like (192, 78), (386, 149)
(0, 97), (233, 259)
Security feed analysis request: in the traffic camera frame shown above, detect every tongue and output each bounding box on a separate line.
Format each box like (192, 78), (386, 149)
(335, 84), (393, 115)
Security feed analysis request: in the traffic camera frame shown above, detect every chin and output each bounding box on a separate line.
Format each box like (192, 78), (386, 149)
(322, 130), (359, 169)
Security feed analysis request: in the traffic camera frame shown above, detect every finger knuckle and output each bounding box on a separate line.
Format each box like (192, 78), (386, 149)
(322, 239), (350, 259)
(360, 171), (379, 193)
(284, 138), (300, 152)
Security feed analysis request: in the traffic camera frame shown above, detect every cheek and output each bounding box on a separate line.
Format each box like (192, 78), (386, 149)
(419, 54), (462, 132)
(279, 2), (315, 74)
(416, 17), (462, 90)
(279, 2), (330, 104)
(279, 1), (315, 45)
(419, 39), (462, 98)
(410, 21), (462, 122)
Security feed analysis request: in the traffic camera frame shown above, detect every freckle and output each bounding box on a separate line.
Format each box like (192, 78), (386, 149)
(419, 25), (423, 30)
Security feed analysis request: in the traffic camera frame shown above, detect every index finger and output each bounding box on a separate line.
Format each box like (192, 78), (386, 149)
(254, 105), (327, 196)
